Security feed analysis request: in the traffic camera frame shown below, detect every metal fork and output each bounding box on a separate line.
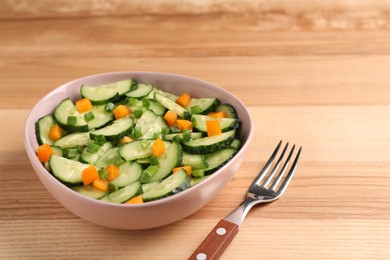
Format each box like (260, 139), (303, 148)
(189, 141), (302, 260)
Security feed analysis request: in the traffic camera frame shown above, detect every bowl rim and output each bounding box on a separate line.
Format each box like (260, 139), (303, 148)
(24, 71), (254, 208)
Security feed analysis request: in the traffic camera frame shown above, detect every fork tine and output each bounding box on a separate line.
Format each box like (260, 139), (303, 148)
(269, 144), (295, 190)
(250, 140), (283, 187)
(275, 146), (302, 195)
(261, 142), (289, 188)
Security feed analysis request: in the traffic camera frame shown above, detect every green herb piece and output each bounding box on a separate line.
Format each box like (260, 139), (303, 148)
(84, 111), (95, 122)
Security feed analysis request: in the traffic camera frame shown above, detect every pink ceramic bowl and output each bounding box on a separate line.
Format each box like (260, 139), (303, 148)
(24, 72), (253, 230)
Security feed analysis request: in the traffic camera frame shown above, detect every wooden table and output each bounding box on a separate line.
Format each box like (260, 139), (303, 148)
(1, 1), (389, 259)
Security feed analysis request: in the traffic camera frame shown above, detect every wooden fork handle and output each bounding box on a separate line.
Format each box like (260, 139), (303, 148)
(188, 219), (239, 260)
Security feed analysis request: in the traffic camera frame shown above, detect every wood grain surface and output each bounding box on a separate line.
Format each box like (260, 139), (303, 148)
(1, 1), (390, 259)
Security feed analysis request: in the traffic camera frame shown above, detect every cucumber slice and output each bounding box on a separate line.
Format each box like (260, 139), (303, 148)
(140, 141), (182, 183)
(187, 98), (219, 115)
(53, 132), (91, 149)
(35, 114), (56, 145)
(141, 181), (159, 193)
(182, 130), (236, 154)
(95, 147), (124, 168)
(191, 114), (239, 132)
(163, 132), (203, 141)
(90, 117), (134, 143)
(154, 93), (189, 119)
(109, 162), (142, 187)
(86, 105), (114, 130)
(215, 104), (238, 119)
(144, 99), (167, 116)
(54, 98), (88, 133)
(49, 154), (89, 185)
(142, 170), (190, 201)
(142, 116), (168, 140)
(72, 184), (108, 199)
(80, 142), (113, 164)
(182, 152), (208, 169)
(190, 176), (208, 187)
(203, 148), (236, 175)
(148, 88), (178, 101)
(81, 79), (134, 104)
(118, 140), (171, 161)
(100, 181), (142, 204)
(50, 146), (63, 156)
(133, 109), (168, 139)
(126, 83), (154, 98)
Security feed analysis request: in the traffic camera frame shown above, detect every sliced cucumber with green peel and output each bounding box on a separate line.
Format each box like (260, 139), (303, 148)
(86, 105), (114, 130)
(142, 99), (167, 116)
(148, 88), (178, 101)
(51, 146), (63, 156)
(35, 115), (56, 145)
(140, 141), (182, 183)
(53, 132), (91, 149)
(142, 170), (190, 201)
(187, 98), (219, 114)
(100, 181), (142, 204)
(49, 155), (89, 185)
(163, 132), (203, 141)
(81, 79), (134, 104)
(215, 103), (238, 119)
(154, 93), (189, 119)
(119, 139), (171, 161)
(142, 116), (168, 140)
(95, 147), (124, 168)
(183, 130), (236, 154)
(109, 162), (142, 187)
(203, 148), (236, 175)
(191, 114), (239, 132)
(133, 109), (168, 139)
(90, 117), (134, 142)
(182, 152), (208, 169)
(54, 98), (89, 133)
(126, 83), (154, 98)
(190, 176), (208, 187)
(141, 181), (159, 193)
(80, 142), (113, 164)
(72, 184), (108, 199)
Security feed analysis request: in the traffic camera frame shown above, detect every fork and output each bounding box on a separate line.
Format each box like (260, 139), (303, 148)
(188, 141), (302, 260)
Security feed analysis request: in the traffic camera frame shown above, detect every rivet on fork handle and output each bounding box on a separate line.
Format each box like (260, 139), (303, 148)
(188, 219), (239, 260)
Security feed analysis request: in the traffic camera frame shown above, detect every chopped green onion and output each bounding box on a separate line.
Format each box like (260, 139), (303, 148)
(134, 109), (143, 118)
(105, 102), (115, 112)
(64, 148), (78, 159)
(149, 156), (159, 166)
(170, 127), (181, 133)
(172, 135), (182, 143)
(98, 169), (109, 180)
(142, 98), (150, 108)
(183, 111), (191, 120)
(128, 98), (138, 107)
(84, 111), (95, 122)
(161, 127), (170, 135)
(139, 140), (152, 149)
(108, 183), (119, 192)
(190, 105), (202, 114)
(92, 135), (106, 145)
(67, 116), (77, 125)
(134, 127), (142, 138)
(75, 145), (83, 153)
(230, 139), (241, 149)
(182, 130), (192, 143)
(144, 165), (159, 178)
(192, 169), (205, 178)
(86, 143), (100, 154)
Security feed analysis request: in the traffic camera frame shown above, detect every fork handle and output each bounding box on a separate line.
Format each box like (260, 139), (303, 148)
(188, 219), (239, 260)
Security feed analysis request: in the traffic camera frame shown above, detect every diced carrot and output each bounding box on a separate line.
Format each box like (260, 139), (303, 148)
(163, 110), (177, 127)
(125, 195), (144, 204)
(176, 119), (193, 131)
(37, 144), (55, 163)
(176, 93), (191, 107)
(173, 166), (192, 177)
(120, 136), (133, 145)
(105, 164), (120, 181)
(152, 137), (165, 157)
(113, 105), (131, 120)
(76, 98), (93, 113)
(208, 111), (226, 118)
(93, 179), (108, 191)
(48, 124), (63, 141)
(206, 120), (222, 137)
(81, 165), (99, 185)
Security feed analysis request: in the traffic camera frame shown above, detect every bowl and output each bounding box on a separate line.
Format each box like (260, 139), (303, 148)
(24, 72), (253, 230)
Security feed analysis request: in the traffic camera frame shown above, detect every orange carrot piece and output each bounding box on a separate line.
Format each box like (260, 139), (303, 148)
(176, 93), (191, 107)
(48, 124), (63, 141)
(93, 179), (108, 191)
(81, 165), (99, 185)
(173, 166), (192, 177)
(113, 105), (131, 120)
(152, 137), (165, 157)
(76, 98), (93, 113)
(125, 195), (144, 204)
(37, 144), (55, 163)
(163, 110), (177, 127)
(120, 136), (133, 145)
(105, 164), (120, 181)
(206, 120), (222, 137)
(208, 111), (226, 119)
(176, 119), (193, 131)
